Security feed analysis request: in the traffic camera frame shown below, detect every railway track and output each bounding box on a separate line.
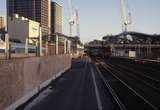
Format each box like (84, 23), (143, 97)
(106, 58), (160, 89)
(95, 59), (160, 110)
(107, 58), (160, 80)
(106, 62), (160, 91)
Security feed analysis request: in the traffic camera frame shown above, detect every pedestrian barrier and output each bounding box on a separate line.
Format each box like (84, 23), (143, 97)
(0, 55), (71, 110)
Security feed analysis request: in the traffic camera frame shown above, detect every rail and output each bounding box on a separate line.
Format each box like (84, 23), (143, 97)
(94, 59), (159, 109)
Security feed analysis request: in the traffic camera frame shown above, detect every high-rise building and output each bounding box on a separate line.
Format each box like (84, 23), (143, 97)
(0, 16), (5, 32)
(51, 2), (62, 34)
(7, 0), (51, 36)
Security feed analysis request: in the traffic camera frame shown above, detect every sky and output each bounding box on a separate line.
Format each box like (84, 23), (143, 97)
(0, 0), (160, 43)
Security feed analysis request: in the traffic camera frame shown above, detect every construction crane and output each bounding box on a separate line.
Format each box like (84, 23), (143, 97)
(75, 10), (80, 38)
(120, 0), (132, 33)
(68, 0), (75, 37)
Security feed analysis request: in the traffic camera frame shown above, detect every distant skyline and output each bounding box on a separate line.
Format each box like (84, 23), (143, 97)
(1, 0), (160, 43)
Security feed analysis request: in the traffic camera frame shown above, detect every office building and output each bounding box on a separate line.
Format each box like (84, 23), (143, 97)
(51, 2), (62, 34)
(8, 14), (40, 43)
(7, 0), (51, 36)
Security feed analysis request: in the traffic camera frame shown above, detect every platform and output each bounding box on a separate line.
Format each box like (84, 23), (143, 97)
(21, 58), (117, 110)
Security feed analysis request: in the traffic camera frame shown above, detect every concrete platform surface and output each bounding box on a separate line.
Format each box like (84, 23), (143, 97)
(22, 58), (116, 110)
